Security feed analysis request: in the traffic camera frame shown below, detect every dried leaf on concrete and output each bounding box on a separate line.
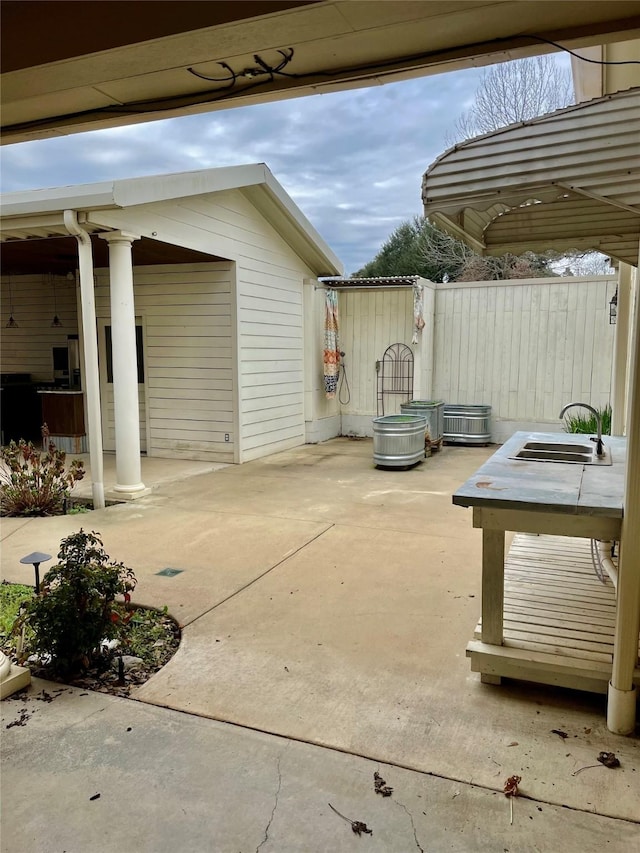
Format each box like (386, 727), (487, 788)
(374, 771), (394, 797)
(572, 751), (621, 775)
(503, 775), (521, 826)
(503, 775), (521, 797)
(597, 751), (620, 769)
(328, 803), (373, 836)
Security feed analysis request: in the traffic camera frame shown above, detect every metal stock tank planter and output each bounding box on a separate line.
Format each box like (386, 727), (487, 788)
(400, 400), (445, 450)
(443, 404), (492, 445)
(373, 414), (427, 468)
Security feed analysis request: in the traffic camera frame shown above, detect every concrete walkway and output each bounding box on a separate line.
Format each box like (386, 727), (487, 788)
(2, 439), (639, 850)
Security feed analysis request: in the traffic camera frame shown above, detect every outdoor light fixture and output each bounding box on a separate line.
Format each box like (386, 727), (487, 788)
(609, 287), (618, 325)
(19, 552), (52, 593)
(50, 273), (63, 327)
(5, 274), (18, 328)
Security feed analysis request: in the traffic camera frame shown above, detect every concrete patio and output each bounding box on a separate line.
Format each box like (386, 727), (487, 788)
(2, 439), (639, 851)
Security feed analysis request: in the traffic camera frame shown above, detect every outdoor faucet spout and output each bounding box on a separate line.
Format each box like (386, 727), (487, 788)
(559, 402), (604, 456)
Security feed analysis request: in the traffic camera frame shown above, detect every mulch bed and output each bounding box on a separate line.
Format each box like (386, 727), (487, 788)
(2, 604), (181, 699)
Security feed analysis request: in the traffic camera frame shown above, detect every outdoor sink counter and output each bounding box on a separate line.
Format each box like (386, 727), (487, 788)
(453, 431), (630, 694)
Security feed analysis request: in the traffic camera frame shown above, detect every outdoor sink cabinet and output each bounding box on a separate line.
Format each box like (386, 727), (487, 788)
(453, 431), (630, 694)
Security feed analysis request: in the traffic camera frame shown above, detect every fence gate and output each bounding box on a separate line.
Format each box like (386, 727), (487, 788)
(376, 342), (414, 416)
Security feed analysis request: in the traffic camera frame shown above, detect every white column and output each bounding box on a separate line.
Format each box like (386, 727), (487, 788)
(607, 248), (640, 734)
(100, 231), (146, 497)
(611, 264), (632, 436)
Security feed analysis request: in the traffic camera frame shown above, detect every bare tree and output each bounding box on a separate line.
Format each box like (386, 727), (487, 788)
(547, 251), (615, 277)
(447, 56), (574, 144)
(417, 222), (554, 282)
(442, 56), (601, 273)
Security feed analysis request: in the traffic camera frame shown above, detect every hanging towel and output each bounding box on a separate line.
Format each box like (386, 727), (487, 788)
(412, 283), (425, 344)
(323, 288), (340, 398)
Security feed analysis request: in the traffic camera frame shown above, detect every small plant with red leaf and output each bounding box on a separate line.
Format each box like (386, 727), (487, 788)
(0, 438), (85, 516)
(16, 530), (136, 675)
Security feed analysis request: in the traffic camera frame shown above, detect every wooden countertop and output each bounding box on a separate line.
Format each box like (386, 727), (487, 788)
(453, 431), (626, 518)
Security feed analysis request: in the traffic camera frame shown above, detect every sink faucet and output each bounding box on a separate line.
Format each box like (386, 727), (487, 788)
(558, 402), (604, 456)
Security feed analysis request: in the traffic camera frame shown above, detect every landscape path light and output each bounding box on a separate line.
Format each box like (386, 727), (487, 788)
(19, 552), (52, 593)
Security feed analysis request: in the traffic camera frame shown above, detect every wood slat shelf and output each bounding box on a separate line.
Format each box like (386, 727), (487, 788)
(467, 533), (640, 693)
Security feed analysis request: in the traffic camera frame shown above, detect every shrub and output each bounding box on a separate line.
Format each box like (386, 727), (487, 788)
(563, 404), (612, 436)
(0, 439), (85, 516)
(17, 530), (136, 674)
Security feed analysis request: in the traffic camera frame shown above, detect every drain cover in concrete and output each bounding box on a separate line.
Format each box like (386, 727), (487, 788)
(155, 568), (184, 577)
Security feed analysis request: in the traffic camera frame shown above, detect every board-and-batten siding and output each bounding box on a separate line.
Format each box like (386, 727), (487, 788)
(1, 274), (78, 379)
(91, 189), (315, 463)
(339, 289), (419, 417)
(432, 275), (617, 434)
(94, 263), (234, 462)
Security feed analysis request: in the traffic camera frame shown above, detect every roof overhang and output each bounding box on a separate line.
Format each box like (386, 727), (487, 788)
(0, 164), (343, 276)
(422, 87), (640, 266)
(3, 0), (640, 144)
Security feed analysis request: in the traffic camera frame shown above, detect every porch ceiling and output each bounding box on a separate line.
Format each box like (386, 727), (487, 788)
(0, 234), (225, 275)
(3, 1), (640, 143)
(422, 87), (640, 266)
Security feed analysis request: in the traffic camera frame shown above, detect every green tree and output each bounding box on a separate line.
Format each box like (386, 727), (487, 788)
(354, 217), (463, 282)
(354, 216), (555, 282)
(355, 219), (423, 278)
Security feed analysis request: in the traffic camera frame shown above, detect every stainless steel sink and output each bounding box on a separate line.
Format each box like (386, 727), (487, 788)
(510, 440), (612, 465)
(522, 441), (592, 453)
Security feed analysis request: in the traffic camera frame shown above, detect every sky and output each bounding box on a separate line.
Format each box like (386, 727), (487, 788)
(0, 65), (498, 275)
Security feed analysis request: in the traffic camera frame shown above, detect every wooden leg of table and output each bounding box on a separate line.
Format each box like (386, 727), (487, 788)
(481, 528), (505, 646)
(480, 673), (502, 685)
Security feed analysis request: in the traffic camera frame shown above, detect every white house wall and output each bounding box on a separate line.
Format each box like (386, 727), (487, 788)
(1, 273), (78, 379)
(237, 256), (307, 462)
(90, 189), (318, 463)
(433, 275), (617, 442)
(94, 262), (234, 462)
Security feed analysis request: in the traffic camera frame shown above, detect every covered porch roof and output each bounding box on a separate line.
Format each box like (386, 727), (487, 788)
(4, 1), (639, 144)
(421, 87), (640, 266)
(0, 164), (343, 277)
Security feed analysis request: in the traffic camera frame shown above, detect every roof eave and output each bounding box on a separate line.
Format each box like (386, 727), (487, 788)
(0, 165), (343, 275)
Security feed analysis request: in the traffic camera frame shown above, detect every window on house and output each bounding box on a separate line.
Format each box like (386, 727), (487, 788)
(105, 325), (145, 384)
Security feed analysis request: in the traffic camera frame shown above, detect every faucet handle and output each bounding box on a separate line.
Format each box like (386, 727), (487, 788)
(589, 435), (605, 456)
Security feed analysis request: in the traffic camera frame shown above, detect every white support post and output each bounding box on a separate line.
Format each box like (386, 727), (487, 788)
(607, 251), (640, 734)
(100, 231), (147, 498)
(63, 211), (105, 510)
(611, 264), (632, 436)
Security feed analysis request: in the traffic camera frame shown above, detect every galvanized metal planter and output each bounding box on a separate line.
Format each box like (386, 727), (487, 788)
(443, 404), (492, 445)
(372, 414), (427, 468)
(400, 400), (445, 442)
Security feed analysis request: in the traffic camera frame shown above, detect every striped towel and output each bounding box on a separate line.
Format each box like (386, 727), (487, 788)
(323, 289), (340, 398)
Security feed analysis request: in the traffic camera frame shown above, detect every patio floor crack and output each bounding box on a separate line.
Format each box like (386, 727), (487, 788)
(394, 798), (424, 853)
(256, 755), (283, 853)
